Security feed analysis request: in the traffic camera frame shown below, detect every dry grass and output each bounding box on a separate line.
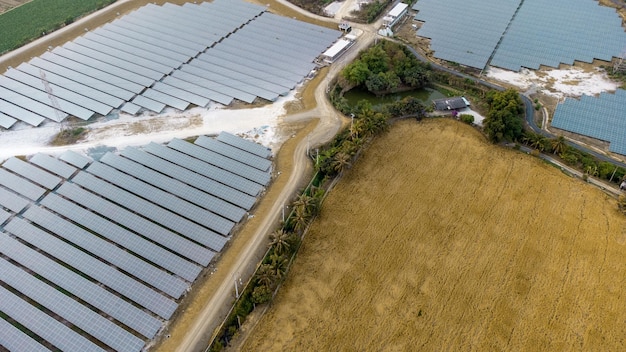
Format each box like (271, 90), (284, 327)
(243, 118), (626, 351)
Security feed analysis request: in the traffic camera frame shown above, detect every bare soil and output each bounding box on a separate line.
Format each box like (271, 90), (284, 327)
(243, 118), (626, 351)
(0, 0), (28, 13)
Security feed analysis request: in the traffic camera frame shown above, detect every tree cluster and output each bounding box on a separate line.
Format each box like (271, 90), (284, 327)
(341, 41), (432, 96)
(483, 89), (524, 143)
(522, 131), (626, 185)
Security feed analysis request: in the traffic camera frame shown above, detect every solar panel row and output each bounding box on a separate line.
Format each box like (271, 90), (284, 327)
(217, 131), (272, 159)
(29, 153), (77, 179)
(0, 231), (162, 338)
(143, 142), (263, 196)
(0, 258), (145, 352)
(71, 170), (228, 251)
(15, 208), (180, 318)
(552, 89), (626, 155)
(57, 182), (214, 266)
(39, 193), (198, 288)
(0, 132), (271, 349)
(168, 138), (271, 186)
(0, 317), (49, 352)
(0, 168), (46, 201)
(3, 157), (62, 190)
(120, 146), (256, 210)
(490, 0), (626, 71)
(0, 284), (106, 352)
(195, 135), (272, 172)
(100, 152), (245, 223)
(85, 161), (235, 235)
(413, 0), (626, 72)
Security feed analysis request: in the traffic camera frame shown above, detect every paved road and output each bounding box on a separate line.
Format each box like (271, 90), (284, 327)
(175, 2), (378, 351)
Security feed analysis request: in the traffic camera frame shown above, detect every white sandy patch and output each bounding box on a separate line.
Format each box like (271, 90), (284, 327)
(486, 66), (619, 99)
(0, 91), (299, 162)
(458, 108), (486, 126)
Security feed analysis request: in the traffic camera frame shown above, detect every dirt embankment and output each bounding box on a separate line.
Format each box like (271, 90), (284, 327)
(244, 118), (626, 351)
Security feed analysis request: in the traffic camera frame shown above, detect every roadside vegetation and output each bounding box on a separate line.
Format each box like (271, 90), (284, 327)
(0, 0), (116, 54)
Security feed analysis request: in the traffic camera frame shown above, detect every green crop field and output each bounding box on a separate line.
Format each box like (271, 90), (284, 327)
(0, 0), (116, 54)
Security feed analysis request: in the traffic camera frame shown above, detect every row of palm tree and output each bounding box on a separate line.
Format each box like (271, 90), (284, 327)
(251, 185), (325, 304)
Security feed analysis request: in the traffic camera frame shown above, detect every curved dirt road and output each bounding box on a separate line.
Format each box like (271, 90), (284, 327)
(173, 4), (379, 352)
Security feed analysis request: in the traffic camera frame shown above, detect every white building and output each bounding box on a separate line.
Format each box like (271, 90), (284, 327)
(382, 3), (408, 28)
(321, 35), (357, 63)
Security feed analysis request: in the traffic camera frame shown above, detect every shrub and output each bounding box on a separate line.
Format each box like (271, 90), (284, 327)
(460, 114), (474, 124)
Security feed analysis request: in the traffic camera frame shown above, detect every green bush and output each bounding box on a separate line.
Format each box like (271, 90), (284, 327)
(460, 114), (474, 124)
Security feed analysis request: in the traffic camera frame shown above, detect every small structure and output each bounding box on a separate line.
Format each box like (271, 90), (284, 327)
(433, 97), (470, 111)
(382, 3), (408, 28)
(320, 35), (357, 63)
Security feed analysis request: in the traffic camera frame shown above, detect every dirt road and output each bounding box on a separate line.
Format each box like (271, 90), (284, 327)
(169, 2), (382, 351)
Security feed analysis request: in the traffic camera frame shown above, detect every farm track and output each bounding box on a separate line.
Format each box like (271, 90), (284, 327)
(243, 119), (626, 351)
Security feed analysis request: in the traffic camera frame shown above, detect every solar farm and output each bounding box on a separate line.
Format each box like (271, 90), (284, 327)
(552, 89), (626, 154)
(0, 131), (272, 351)
(412, 0), (626, 72)
(0, 0), (341, 129)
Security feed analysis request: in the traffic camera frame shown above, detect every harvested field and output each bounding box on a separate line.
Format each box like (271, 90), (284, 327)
(244, 118), (626, 351)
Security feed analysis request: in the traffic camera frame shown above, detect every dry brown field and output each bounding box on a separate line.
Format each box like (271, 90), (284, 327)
(243, 118), (626, 351)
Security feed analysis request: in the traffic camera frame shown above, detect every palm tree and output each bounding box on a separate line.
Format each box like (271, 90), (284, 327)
(291, 205), (310, 234)
(585, 164), (598, 177)
(551, 135), (568, 155)
(269, 229), (291, 256)
(255, 264), (275, 288)
(331, 151), (351, 175)
(269, 253), (289, 279)
(524, 132), (546, 151)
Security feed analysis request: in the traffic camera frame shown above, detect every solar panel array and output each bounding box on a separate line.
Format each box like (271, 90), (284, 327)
(0, 0), (340, 128)
(552, 89), (626, 155)
(0, 134), (272, 351)
(490, 0), (626, 71)
(413, 0), (521, 70)
(413, 0), (626, 72)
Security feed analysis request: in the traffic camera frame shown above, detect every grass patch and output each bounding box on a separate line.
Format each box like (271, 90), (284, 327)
(49, 127), (87, 146)
(0, 0), (116, 54)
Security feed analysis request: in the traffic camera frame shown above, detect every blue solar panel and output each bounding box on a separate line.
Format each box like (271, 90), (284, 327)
(413, 0), (519, 69)
(0, 168), (46, 201)
(0, 257), (145, 352)
(552, 89), (626, 155)
(29, 153), (77, 179)
(13, 209), (179, 319)
(86, 161), (235, 235)
(57, 182), (214, 267)
(71, 170), (228, 252)
(0, 186), (29, 213)
(0, 317), (49, 352)
(490, 0), (626, 71)
(0, 230), (162, 338)
(121, 146), (256, 210)
(100, 152), (245, 222)
(3, 157), (62, 190)
(0, 284), (106, 352)
(39, 192), (199, 286)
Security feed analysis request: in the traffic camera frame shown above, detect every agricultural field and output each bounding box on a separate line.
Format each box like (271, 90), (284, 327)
(244, 118), (626, 351)
(0, 0), (116, 54)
